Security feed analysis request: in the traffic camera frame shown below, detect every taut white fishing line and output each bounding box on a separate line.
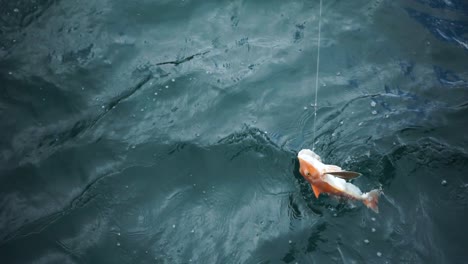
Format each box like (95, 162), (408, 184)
(312, 0), (322, 151)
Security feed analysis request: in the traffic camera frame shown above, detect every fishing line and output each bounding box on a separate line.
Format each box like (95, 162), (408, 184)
(312, 0), (322, 151)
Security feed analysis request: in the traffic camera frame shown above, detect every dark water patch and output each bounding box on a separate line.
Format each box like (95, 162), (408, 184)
(433, 65), (467, 86)
(412, 0), (468, 12)
(406, 8), (468, 51)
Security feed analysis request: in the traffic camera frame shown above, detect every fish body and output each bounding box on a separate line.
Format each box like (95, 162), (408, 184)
(297, 149), (381, 213)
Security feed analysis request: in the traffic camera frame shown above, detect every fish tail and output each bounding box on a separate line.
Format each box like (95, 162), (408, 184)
(362, 189), (381, 213)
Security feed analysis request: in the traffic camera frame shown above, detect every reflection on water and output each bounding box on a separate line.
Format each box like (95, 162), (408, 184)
(1, 0), (467, 263)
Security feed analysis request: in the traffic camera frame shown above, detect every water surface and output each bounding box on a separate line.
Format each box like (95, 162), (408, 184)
(1, 0), (467, 263)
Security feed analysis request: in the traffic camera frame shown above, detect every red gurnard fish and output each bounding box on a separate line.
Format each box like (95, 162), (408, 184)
(298, 149), (381, 213)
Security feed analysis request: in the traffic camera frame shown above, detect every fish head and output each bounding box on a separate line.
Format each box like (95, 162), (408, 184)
(297, 149), (324, 182)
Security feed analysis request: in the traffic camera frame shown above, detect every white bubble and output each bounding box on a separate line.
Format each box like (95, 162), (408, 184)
(371, 217), (376, 221)
(377, 252), (382, 257)
(117, 232), (121, 236)
(101, 105), (105, 109)
(358, 122), (363, 126)
(336, 72), (341, 76)
(303, 106), (308, 110)
(371, 101), (376, 107)
(171, 78), (175, 82)
(441, 180), (447, 186)
(371, 228), (376, 232)
(364, 239), (370, 244)
(385, 114), (389, 118)
(117, 242), (121, 246)
(172, 224), (176, 228)
(13, 8), (19, 13)
(372, 110), (377, 115)
(191, 229), (195, 233)
(288, 240), (292, 244)
(165, 85), (169, 88)
(340, 121), (344, 125)
(154, 92), (158, 95)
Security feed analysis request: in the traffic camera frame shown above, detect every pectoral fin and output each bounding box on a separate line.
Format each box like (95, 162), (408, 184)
(311, 185), (321, 198)
(326, 171), (361, 180)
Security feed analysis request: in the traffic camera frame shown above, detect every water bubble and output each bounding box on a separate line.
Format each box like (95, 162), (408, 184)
(140, 108), (144, 112)
(193, 183), (197, 187)
(377, 252), (382, 257)
(191, 229), (195, 233)
(358, 122), (363, 126)
(441, 180), (447, 186)
(154, 92), (158, 95)
(340, 121), (344, 125)
(117, 232), (121, 236)
(172, 224), (176, 228)
(195, 133), (200, 137)
(117, 242), (121, 246)
(165, 85), (169, 89)
(81, 87), (85, 90)
(171, 78), (175, 82)
(372, 110), (377, 115)
(371, 228), (376, 232)
(202, 190), (206, 194)
(264, 131), (268, 134)
(364, 239), (370, 244)
(336, 72), (341, 76)
(101, 105), (105, 109)
(303, 106), (308, 110)
(288, 240), (292, 244)
(371, 101), (376, 107)
(371, 217), (376, 222)
(385, 114), (389, 118)
(13, 8), (19, 13)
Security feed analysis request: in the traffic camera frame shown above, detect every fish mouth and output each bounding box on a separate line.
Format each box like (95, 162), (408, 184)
(297, 149), (322, 163)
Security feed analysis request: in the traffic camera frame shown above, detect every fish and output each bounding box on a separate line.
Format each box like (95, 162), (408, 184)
(297, 149), (381, 213)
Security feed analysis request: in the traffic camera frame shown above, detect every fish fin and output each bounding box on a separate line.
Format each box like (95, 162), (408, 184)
(363, 189), (381, 213)
(326, 171), (362, 180)
(311, 184), (321, 199)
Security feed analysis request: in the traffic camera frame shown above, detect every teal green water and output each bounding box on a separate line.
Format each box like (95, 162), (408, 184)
(1, 0), (468, 263)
